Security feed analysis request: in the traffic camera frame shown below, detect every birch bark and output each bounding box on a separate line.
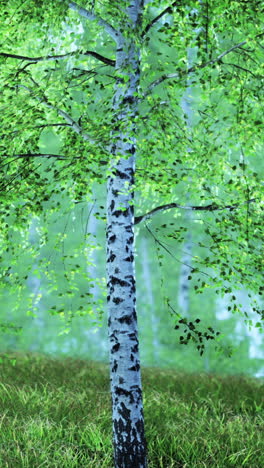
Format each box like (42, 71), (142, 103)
(106, 1), (147, 467)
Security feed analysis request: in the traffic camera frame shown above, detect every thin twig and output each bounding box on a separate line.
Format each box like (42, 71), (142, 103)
(145, 224), (211, 278)
(223, 62), (260, 78)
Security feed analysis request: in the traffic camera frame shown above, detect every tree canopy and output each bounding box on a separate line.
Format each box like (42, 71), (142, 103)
(0, 0), (263, 325)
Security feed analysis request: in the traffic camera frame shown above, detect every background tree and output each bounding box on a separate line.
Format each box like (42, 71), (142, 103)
(0, 1), (263, 466)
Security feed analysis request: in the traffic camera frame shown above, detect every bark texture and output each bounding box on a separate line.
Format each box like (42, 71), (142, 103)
(106, 2), (147, 467)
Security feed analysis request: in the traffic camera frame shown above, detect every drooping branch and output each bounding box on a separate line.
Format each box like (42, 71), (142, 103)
(0, 50), (115, 67)
(68, 1), (122, 45)
(144, 33), (264, 96)
(0, 160), (43, 194)
(0, 154), (67, 172)
(135, 198), (257, 225)
(142, 1), (178, 37)
(15, 83), (108, 152)
(145, 224), (212, 278)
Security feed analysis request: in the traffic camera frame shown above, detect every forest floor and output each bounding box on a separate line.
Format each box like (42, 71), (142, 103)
(0, 351), (263, 467)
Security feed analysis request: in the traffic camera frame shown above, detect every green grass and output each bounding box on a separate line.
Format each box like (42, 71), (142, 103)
(0, 352), (263, 467)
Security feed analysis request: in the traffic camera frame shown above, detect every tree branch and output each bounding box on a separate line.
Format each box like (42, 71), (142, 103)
(32, 123), (71, 129)
(9, 123), (71, 135)
(144, 33), (264, 96)
(0, 50), (115, 67)
(1, 153), (66, 160)
(15, 83), (107, 151)
(135, 198), (257, 225)
(222, 62), (259, 78)
(142, 1), (178, 37)
(68, 1), (122, 45)
(145, 224), (212, 278)
(83, 51), (115, 66)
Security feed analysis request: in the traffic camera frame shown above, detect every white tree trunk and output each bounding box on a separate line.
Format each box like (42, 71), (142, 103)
(141, 236), (159, 362)
(27, 218), (45, 351)
(178, 45), (196, 318)
(106, 2), (147, 466)
(84, 197), (108, 360)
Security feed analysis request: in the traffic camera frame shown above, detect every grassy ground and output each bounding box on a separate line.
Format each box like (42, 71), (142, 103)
(0, 352), (263, 467)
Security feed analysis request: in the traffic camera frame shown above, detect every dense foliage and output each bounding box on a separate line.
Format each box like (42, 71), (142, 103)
(0, 1), (263, 334)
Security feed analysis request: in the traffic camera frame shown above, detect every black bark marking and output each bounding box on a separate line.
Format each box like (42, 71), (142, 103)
(112, 343), (120, 353)
(122, 95), (135, 105)
(118, 401), (131, 419)
(129, 145), (136, 154)
(107, 253), (116, 263)
(113, 208), (129, 218)
(130, 384), (140, 390)
(130, 353), (134, 361)
(113, 419), (147, 466)
(131, 343), (138, 353)
(124, 274), (134, 282)
(111, 276), (130, 287)
(113, 297), (124, 304)
(107, 281), (114, 294)
(112, 360), (118, 372)
(113, 398), (146, 464)
(118, 314), (132, 325)
(107, 295), (110, 302)
(112, 189), (119, 197)
(127, 235), (134, 244)
(119, 376), (125, 384)
(126, 167), (134, 178)
(115, 386), (134, 402)
(108, 234), (116, 244)
(128, 332), (137, 340)
(113, 169), (130, 180)
(110, 199), (115, 212)
(128, 363), (140, 371)
(124, 254), (134, 262)
(108, 316), (111, 326)
(114, 267), (120, 274)
(125, 276), (136, 295)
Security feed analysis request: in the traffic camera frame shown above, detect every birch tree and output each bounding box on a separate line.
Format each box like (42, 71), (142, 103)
(0, 1), (263, 467)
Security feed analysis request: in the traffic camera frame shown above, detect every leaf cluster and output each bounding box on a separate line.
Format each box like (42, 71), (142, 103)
(174, 318), (221, 356)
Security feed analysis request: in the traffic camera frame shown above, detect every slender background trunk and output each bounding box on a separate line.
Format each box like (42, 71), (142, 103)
(141, 236), (159, 363)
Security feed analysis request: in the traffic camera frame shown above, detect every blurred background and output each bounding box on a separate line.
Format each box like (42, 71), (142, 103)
(1, 178), (263, 379)
(1, 2), (263, 381)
